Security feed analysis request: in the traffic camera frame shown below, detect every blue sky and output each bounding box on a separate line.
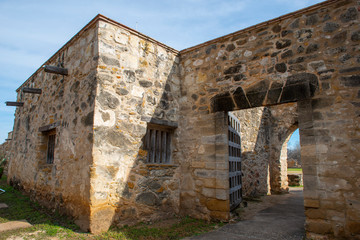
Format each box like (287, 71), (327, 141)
(288, 129), (300, 149)
(0, 0), (324, 143)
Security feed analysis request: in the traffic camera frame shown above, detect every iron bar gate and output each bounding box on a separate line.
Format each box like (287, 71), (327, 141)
(228, 112), (242, 210)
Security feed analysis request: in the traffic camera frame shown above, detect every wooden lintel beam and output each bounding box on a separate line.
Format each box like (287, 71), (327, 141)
(43, 65), (68, 76)
(22, 87), (42, 94)
(5, 101), (24, 107)
(39, 121), (60, 132)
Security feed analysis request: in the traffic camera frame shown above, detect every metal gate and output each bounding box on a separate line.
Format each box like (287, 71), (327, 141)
(228, 112), (242, 210)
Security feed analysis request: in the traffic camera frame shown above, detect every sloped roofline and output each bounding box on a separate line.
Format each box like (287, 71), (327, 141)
(180, 0), (341, 54)
(17, 14), (179, 92)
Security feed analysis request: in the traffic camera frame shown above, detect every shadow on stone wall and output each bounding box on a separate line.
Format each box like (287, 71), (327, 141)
(105, 60), (181, 228)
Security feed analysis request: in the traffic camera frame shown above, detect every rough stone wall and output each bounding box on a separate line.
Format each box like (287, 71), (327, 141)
(179, 1), (360, 238)
(267, 103), (298, 194)
(7, 23), (98, 230)
(0, 140), (11, 176)
(6, 1), (360, 238)
(0, 140), (10, 159)
(232, 107), (271, 197)
(90, 20), (181, 233)
(232, 103), (297, 197)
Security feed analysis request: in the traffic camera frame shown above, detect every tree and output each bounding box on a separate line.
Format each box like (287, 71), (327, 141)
(287, 144), (301, 166)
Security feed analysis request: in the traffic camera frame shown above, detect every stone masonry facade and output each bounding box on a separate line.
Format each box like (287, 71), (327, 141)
(6, 0), (360, 239)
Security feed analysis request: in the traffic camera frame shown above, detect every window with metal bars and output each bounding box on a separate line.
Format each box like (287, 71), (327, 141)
(46, 132), (56, 164)
(144, 126), (172, 164)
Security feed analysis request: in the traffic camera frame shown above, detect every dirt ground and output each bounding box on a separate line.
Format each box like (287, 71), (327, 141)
(233, 187), (303, 221)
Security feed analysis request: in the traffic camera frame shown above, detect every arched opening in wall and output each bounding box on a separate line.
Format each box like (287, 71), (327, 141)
(230, 107), (270, 200)
(229, 103), (300, 201)
(286, 128), (303, 189)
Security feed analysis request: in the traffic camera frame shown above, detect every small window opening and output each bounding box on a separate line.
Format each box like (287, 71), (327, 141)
(144, 126), (172, 164)
(46, 131), (56, 164)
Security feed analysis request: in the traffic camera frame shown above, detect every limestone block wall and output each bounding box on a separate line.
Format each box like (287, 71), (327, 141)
(179, 0), (360, 238)
(7, 23), (99, 229)
(177, 111), (230, 220)
(90, 20), (181, 232)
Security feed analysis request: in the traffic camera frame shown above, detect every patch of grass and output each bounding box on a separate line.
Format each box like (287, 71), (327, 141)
(0, 175), (224, 240)
(96, 216), (224, 240)
(0, 175), (88, 240)
(287, 168), (302, 172)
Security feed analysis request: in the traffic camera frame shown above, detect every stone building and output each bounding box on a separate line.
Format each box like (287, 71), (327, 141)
(6, 0), (360, 238)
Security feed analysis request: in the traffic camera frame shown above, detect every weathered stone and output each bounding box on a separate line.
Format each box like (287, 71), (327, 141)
(304, 199), (320, 208)
(226, 44), (236, 52)
(81, 111), (94, 126)
(191, 94), (198, 101)
(115, 88), (129, 96)
(323, 22), (339, 33)
(224, 65), (242, 75)
(135, 192), (159, 206)
(306, 44), (319, 54)
(205, 199), (229, 212)
(266, 88), (282, 105)
(236, 39), (247, 45)
(211, 92), (235, 112)
(275, 39), (291, 49)
(351, 30), (360, 41)
(98, 74), (114, 84)
(290, 18), (300, 29)
(101, 55), (119, 66)
(281, 30), (293, 37)
(280, 83), (310, 103)
(247, 91), (267, 108)
(339, 67), (360, 74)
(306, 14), (318, 26)
(233, 87), (250, 110)
(281, 50), (293, 58)
(272, 25), (281, 33)
(289, 57), (304, 64)
(306, 220), (333, 235)
(340, 75), (360, 87)
(286, 73), (318, 87)
(297, 46), (304, 53)
(205, 44), (217, 54)
(332, 31), (347, 45)
(233, 74), (246, 82)
(340, 7), (358, 23)
(124, 70), (135, 83)
(295, 29), (313, 42)
(289, 64), (305, 71)
(98, 91), (120, 109)
(139, 80), (152, 88)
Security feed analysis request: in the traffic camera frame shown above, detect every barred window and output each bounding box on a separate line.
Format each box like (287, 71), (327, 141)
(46, 132), (56, 164)
(144, 126), (172, 164)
